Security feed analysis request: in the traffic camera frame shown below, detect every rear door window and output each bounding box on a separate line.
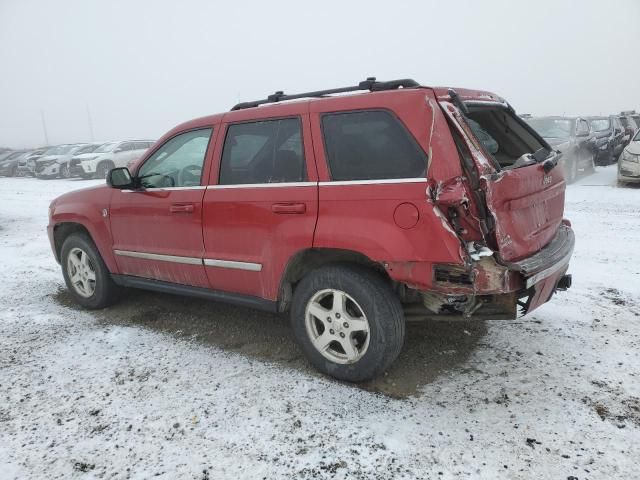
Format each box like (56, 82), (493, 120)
(321, 110), (427, 181)
(219, 118), (306, 185)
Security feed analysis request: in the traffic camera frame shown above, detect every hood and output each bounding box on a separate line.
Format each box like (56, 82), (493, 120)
(625, 141), (640, 156)
(38, 154), (63, 162)
(72, 152), (99, 160)
(51, 184), (109, 208)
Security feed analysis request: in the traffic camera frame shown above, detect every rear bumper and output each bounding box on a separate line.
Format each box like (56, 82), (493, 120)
(420, 224), (575, 319)
(500, 224), (574, 289)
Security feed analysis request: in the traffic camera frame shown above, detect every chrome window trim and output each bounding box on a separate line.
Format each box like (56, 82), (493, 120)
(203, 258), (262, 272)
(114, 250), (202, 265)
(121, 186), (206, 193)
(318, 177), (427, 186)
(207, 181), (315, 190)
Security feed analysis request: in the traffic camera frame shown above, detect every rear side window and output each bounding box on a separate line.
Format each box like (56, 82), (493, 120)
(219, 118), (306, 185)
(321, 110), (427, 181)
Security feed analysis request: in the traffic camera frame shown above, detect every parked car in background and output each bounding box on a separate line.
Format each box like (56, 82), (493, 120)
(0, 150), (29, 176)
(47, 78), (574, 381)
(618, 111), (639, 142)
(73, 140), (154, 178)
(68, 143), (108, 178)
(618, 129), (640, 186)
(17, 148), (47, 176)
(525, 116), (595, 182)
(586, 116), (625, 165)
(35, 144), (88, 179)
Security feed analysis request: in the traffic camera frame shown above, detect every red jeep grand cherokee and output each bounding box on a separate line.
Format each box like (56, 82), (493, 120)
(48, 78), (574, 382)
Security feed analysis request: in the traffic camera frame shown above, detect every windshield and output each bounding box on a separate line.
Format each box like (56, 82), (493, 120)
(74, 144), (100, 155)
(526, 118), (573, 139)
(589, 118), (610, 131)
(94, 142), (117, 153)
(44, 145), (74, 156)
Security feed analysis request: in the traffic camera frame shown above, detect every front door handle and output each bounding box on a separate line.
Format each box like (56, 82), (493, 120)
(272, 202), (306, 214)
(169, 203), (195, 214)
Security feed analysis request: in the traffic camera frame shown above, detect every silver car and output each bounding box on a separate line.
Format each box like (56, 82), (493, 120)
(618, 129), (640, 186)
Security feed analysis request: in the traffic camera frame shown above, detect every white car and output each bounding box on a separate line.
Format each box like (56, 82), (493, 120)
(35, 144), (88, 179)
(76, 140), (154, 178)
(618, 129), (640, 186)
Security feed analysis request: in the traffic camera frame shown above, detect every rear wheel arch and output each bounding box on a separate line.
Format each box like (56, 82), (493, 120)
(278, 248), (391, 312)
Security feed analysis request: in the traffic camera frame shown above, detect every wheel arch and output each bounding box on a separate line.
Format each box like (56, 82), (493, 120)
(277, 248), (391, 312)
(52, 221), (119, 274)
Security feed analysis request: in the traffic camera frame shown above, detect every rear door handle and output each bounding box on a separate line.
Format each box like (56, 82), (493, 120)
(271, 203), (306, 214)
(169, 203), (195, 213)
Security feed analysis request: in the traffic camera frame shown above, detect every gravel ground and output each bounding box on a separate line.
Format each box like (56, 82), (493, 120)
(0, 167), (639, 479)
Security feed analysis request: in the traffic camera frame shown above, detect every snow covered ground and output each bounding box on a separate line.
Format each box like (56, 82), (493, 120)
(0, 167), (638, 479)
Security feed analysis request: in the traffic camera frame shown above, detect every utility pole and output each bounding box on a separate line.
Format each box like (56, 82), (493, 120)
(86, 104), (95, 141)
(40, 110), (49, 146)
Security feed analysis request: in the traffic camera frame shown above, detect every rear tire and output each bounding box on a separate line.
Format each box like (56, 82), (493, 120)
(60, 233), (121, 309)
(290, 265), (405, 382)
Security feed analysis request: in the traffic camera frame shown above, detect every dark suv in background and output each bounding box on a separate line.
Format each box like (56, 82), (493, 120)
(525, 116), (595, 182)
(586, 116), (625, 165)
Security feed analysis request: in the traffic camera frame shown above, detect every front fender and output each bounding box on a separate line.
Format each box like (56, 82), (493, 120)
(49, 187), (118, 273)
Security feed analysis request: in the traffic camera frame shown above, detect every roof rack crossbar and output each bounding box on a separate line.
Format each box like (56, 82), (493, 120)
(231, 77), (419, 111)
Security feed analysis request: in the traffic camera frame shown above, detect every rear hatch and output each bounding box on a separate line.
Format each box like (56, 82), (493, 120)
(437, 90), (566, 262)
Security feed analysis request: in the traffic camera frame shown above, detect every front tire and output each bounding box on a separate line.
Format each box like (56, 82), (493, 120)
(290, 265), (405, 382)
(60, 164), (71, 179)
(60, 233), (120, 309)
(96, 161), (114, 179)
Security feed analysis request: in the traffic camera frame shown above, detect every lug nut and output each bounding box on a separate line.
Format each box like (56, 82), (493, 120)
(343, 322), (349, 328)
(329, 329), (335, 335)
(340, 332), (345, 338)
(327, 317), (332, 322)
(335, 313), (341, 319)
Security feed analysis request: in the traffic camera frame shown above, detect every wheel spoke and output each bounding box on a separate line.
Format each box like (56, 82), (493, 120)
(80, 251), (90, 268)
(85, 269), (96, 282)
(68, 255), (81, 270)
(308, 302), (331, 323)
(339, 337), (358, 361)
(70, 270), (82, 283)
(347, 318), (369, 334)
(332, 291), (347, 317)
(311, 332), (333, 352)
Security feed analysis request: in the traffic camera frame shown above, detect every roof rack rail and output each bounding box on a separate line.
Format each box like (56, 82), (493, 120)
(230, 77), (420, 111)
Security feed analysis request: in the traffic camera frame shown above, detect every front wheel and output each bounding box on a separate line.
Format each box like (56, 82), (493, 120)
(96, 161), (114, 179)
(59, 164), (71, 179)
(290, 265), (405, 382)
(61, 233), (121, 309)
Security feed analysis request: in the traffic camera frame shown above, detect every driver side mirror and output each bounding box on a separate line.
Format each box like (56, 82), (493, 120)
(107, 167), (134, 189)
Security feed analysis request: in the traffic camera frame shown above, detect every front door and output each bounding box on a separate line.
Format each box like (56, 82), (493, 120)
(202, 115), (318, 300)
(109, 128), (214, 287)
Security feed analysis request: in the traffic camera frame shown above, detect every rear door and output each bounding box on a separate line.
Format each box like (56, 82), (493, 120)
(202, 111), (318, 300)
(439, 99), (566, 262)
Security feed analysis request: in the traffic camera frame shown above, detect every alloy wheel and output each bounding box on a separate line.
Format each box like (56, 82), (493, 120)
(67, 247), (96, 298)
(305, 289), (370, 364)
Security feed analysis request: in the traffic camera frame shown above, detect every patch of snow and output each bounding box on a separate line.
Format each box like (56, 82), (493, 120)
(0, 168), (639, 479)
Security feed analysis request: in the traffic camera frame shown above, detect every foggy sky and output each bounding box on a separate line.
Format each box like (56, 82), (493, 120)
(1, 0), (639, 149)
